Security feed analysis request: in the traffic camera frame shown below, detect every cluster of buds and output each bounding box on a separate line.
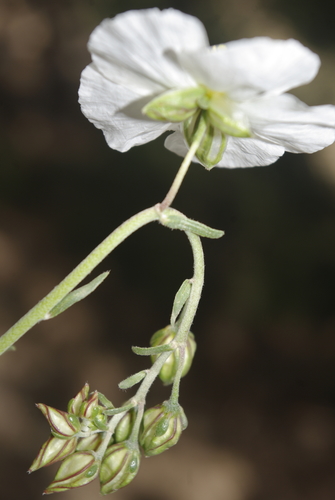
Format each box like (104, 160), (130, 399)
(29, 385), (187, 495)
(30, 322), (195, 495)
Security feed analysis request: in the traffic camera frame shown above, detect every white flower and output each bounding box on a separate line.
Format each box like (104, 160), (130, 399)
(79, 8), (335, 169)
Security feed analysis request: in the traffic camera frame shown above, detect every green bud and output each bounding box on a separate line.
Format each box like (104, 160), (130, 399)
(67, 383), (90, 415)
(28, 436), (77, 472)
(79, 390), (101, 419)
(142, 86), (206, 122)
(76, 433), (103, 452)
(99, 442), (140, 495)
(36, 404), (81, 439)
(150, 326), (196, 385)
(139, 401), (187, 457)
(44, 451), (99, 494)
(114, 409), (135, 443)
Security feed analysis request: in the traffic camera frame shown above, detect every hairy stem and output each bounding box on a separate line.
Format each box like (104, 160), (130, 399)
(160, 121), (207, 210)
(0, 207), (159, 355)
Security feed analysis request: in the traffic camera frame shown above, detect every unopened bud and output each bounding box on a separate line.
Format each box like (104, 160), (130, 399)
(76, 433), (103, 452)
(67, 383), (90, 415)
(44, 451), (99, 494)
(150, 326), (196, 385)
(79, 390), (100, 418)
(99, 442), (140, 495)
(140, 401), (187, 456)
(29, 436), (77, 472)
(114, 410), (135, 443)
(36, 404), (81, 439)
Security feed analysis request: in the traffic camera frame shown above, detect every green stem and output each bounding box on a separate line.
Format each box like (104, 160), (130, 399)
(170, 232), (205, 404)
(131, 231), (205, 408)
(174, 232), (204, 344)
(0, 207), (159, 355)
(170, 345), (186, 405)
(160, 120), (207, 210)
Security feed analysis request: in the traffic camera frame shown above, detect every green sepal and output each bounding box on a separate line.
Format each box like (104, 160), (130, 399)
(150, 326), (196, 385)
(118, 370), (148, 390)
(93, 413), (109, 431)
(45, 271), (110, 319)
(99, 442), (140, 495)
(131, 344), (173, 356)
(208, 93), (251, 137)
(170, 279), (192, 327)
(76, 433), (103, 452)
(28, 436), (78, 472)
(43, 451), (100, 494)
(114, 410), (135, 443)
(68, 383), (90, 415)
(184, 111), (227, 170)
(139, 401), (187, 457)
(142, 86), (206, 122)
(36, 404), (81, 439)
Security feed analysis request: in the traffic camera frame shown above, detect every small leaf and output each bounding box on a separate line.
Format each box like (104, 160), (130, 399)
(170, 280), (192, 327)
(98, 393), (114, 409)
(118, 370), (148, 390)
(131, 344), (173, 356)
(161, 212), (224, 239)
(45, 271), (110, 319)
(103, 403), (135, 417)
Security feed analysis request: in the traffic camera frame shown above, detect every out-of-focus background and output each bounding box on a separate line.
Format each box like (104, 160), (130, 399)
(1, 0), (335, 499)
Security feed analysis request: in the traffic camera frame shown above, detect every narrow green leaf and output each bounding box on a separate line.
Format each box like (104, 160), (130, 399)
(98, 392), (114, 409)
(45, 271), (110, 319)
(162, 213), (224, 239)
(131, 344), (173, 356)
(103, 403), (135, 416)
(170, 280), (192, 327)
(118, 370), (148, 390)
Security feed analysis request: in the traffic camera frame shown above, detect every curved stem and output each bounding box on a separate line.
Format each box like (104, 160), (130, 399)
(170, 232), (205, 404)
(0, 207), (159, 355)
(160, 120), (207, 210)
(174, 232), (204, 344)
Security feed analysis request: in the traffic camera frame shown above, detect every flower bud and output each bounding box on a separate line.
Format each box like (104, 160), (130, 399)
(36, 404), (81, 439)
(140, 401), (187, 457)
(28, 436), (77, 472)
(99, 442), (140, 495)
(76, 433), (103, 452)
(44, 451), (99, 494)
(79, 390), (100, 418)
(67, 383), (90, 415)
(114, 409), (135, 443)
(150, 326), (196, 385)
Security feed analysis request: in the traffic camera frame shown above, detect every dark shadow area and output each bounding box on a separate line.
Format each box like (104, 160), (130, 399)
(1, 1), (335, 499)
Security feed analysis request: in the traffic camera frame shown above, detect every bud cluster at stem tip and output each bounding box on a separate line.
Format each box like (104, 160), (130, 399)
(30, 351), (190, 494)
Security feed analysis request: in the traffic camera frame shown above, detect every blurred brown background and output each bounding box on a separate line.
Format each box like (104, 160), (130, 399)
(1, 0), (335, 499)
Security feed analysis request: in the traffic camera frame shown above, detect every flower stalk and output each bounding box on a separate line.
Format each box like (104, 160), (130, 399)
(0, 207), (159, 355)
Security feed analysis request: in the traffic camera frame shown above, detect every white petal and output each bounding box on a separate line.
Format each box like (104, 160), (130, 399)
(242, 93), (335, 153)
(164, 130), (285, 168)
(88, 8), (208, 96)
(79, 64), (170, 152)
(218, 137), (285, 167)
(179, 38), (320, 100)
